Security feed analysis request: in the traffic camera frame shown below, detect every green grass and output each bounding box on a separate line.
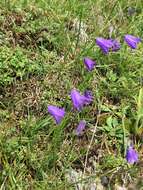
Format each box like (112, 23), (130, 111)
(0, 0), (143, 189)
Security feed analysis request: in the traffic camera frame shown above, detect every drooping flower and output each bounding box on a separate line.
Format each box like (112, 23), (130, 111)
(48, 105), (65, 124)
(70, 89), (93, 111)
(126, 146), (138, 164)
(83, 57), (96, 71)
(96, 37), (120, 54)
(76, 120), (86, 136)
(96, 37), (113, 54)
(124, 34), (141, 49)
(111, 39), (120, 51)
(84, 90), (93, 105)
(70, 89), (86, 111)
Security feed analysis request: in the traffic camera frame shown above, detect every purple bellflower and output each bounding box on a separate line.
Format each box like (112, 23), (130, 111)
(70, 89), (93, 111)
(84, 90), (93, 104)
(124, 34), (141, 49)
(83, 57), (96, 71)
(48, 105), (65, 124)
(126, 146), (138, 164)
(76, 120), (86, 136)
(111, 39), (120, 51)
(96, 37), (120, 54)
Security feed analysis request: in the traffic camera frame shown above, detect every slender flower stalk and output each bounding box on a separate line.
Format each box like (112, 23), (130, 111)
(48, 105), (65, 124)
(126, 146), (138, 164)
(83, 57), (96, 71)
(76, 120), (86, 136)
(124, 34), (141, 49)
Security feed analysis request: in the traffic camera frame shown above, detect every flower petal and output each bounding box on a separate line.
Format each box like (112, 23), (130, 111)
(124, 34), (141, 49)
(84, 57), (96, 71)
(70, 89), (85, 111)
(84, 90), (93, 105)
(96, 37), (120, 54)
(126, 146), (138, 164)
(111, 39), (120, 51)
(76, 120), (86, 135)
(71, 89), (93, 111)
(48, 105), (65, 124)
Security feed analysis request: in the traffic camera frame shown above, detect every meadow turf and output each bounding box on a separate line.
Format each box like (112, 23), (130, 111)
(0, 0), (143, 189)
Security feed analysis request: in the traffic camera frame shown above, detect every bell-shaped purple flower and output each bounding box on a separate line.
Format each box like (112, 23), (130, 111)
(76, 120), (86, 136)
(126, 146), (138, 164)
(84, 90), (93, 105)
(111, 39), (120, 51)
(70, 89), (86, 111)
(48, 105), (65, 124)
(124, 34), (141, 49)
(70, 89), (93, 111)
(83, 57), (96, 71)
(96, 37), (120, 54)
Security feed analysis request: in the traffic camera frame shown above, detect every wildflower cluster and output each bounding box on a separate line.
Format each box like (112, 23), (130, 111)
(48, 34), (141, 164)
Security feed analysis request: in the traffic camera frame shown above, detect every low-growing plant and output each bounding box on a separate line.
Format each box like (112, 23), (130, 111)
(0, 46), (44, 86)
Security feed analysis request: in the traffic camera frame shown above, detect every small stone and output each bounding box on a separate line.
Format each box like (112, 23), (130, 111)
(128, 7), (136, 16)
(100, 176), (109, 187)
